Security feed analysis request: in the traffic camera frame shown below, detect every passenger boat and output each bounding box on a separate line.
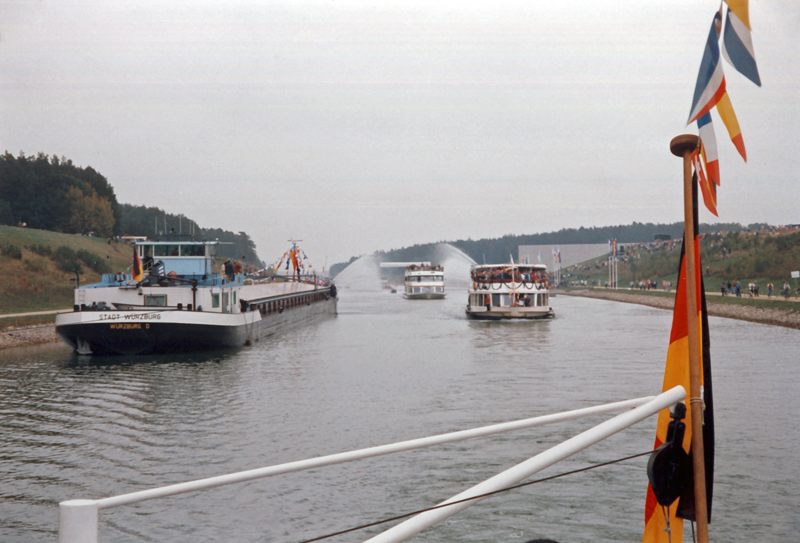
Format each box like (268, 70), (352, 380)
(54, 237), (337, 355)
(466, 263), (554, 320)
(403, 262), (445, 299)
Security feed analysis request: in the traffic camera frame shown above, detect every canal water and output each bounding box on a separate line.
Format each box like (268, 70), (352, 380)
(1, 290), (798, 542)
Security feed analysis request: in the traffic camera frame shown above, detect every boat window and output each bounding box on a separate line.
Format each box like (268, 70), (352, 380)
(211, 293), (220, 308)
(223, 292), (229, 309)
(492, 294), (501, 306)
(154, 245), (180, 257)
(139, 245), (155, 258)
(144, 295), (166, 307)
(181, 244), (205, 257)
(233, 291), (237, 304)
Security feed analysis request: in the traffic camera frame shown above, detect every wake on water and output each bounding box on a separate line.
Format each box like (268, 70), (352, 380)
(334, 244), (477, 291)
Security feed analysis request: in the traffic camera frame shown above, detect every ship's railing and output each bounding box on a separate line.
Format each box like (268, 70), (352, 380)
(58, 386), (686, 543)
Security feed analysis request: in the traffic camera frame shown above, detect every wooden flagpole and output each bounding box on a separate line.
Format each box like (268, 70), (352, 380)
(670, 134), (708, 543)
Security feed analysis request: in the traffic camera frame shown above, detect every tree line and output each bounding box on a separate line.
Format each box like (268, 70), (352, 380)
(330, 221), (750, 275)
(119, 204), (262, 265)
(0, 152), (122, 237)
(1, 152), (263, 265)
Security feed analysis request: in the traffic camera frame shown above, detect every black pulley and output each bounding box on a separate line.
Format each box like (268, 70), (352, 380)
(647, 402), (691, 507)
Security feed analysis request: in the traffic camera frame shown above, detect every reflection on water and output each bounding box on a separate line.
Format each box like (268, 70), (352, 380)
(468, 319), (554, 352)
(1, 293), (799, 542)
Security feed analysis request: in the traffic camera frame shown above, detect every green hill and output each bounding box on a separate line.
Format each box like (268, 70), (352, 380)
(560, 228), (800, 293)
(0, 225), (133, 319)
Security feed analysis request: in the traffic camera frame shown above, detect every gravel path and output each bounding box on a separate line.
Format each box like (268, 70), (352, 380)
(559, 289), (800, 330)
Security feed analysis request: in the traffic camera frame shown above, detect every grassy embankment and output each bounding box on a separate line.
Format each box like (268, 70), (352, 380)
(559, 229), (800, 315)
(0, 225), (132, 328)
(562, 229), (799, 291)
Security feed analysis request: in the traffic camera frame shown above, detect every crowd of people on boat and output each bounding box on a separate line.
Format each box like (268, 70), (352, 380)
(405, 264), (443, 271)
(471, 267), (547, 285)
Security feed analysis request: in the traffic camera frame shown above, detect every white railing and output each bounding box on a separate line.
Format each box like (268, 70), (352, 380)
(59, 386), (686, 543)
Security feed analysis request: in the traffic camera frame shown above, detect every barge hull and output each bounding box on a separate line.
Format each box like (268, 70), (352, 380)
(56, 298), (337, 355)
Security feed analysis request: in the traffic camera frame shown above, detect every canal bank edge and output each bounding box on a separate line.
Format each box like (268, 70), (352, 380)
(556, 289), (800, 331)
(0, 324), (59, 351)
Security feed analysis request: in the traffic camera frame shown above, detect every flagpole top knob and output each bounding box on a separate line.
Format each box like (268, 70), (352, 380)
(670, 134), (699, 157)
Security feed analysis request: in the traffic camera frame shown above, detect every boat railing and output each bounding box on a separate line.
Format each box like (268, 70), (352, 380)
(248, 273), (325, 287)
(58, 386), (686, 543)
(472, 281), (545, 291)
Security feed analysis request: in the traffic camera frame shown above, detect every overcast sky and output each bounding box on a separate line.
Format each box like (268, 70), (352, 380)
(1, 0), (798, 266)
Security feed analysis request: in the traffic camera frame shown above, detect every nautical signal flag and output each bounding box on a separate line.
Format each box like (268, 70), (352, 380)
(687, 16), (726, 125)
(642, 181), (715, 543)
(688, 6), (753, 215)
(715, 91), (747, 161)
(132, 248), (144, 282)
(722, 2), (761, 87)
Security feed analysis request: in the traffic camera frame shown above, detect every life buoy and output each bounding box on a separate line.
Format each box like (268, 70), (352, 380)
(114, 272), (125, 283)
(167, 271), (178, 283)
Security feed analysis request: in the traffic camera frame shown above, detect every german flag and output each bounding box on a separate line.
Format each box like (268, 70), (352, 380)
(642, 181), (714, 542)
(132, 248), (144, 282)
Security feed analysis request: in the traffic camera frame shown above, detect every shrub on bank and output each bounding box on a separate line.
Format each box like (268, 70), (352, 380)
(1, 244), (22, 259)
(28, 244), (52, 257)
(53, 246), (82, 274)
(76, 249), (109, 274)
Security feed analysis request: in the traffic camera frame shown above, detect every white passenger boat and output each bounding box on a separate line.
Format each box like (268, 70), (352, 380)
(55, 238), (337, 355)
(466, 263), (554, 320)
(403, 262), (446, 299)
